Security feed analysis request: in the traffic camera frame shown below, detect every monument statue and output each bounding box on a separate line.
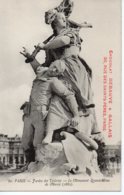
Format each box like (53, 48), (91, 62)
(20, 0), (104, 176)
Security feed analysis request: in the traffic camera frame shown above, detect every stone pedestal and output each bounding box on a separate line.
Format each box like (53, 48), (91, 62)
(28, 143), (68, 176)
(26, 139), (101, 177)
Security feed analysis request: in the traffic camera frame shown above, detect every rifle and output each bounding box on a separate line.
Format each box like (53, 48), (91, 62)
(25, 21), (92, 63)
(25, 34), (54, 63)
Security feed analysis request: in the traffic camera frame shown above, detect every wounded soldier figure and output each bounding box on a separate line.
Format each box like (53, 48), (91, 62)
(31, 59), (80, 144)
(20, 48), (80, 152)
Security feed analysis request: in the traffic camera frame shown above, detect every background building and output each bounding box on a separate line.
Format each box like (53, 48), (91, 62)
(0, 134), (25, 169)
(104, 144), (121, 176)
(0, 133), (121, 174)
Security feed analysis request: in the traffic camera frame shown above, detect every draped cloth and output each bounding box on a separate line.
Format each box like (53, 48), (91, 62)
(45, 96), (99, 174)
(61, 132), (101, 175)
(50, 28), (93, 107)
(44, 28), (99, 173)
(61, 132), (92, 173)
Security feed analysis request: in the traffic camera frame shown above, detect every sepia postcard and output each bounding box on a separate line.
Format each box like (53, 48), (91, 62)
(0, 0), (121, 192)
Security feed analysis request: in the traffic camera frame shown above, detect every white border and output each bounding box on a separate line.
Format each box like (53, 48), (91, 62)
(0, 0), (123, 194)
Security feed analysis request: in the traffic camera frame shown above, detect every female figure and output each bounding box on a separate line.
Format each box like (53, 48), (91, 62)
(20, 1), (104, 174)
(39, 11), (94, 108)
(35, 10), (99, 143)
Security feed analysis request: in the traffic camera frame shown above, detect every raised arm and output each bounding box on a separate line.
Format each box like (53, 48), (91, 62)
(29, 59), (41, 74)
(20, 47), (41, 74)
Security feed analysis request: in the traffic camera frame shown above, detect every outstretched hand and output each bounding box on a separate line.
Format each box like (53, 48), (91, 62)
(20, 47), (31, 58)
(91, 132), (105, 144)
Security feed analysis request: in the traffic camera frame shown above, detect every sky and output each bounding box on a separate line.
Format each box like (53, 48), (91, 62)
(0, 0), (121, 144)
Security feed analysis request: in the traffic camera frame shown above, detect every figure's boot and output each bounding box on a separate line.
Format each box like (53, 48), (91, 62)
(21, 148), (35, 172)
(42, 131), (54, 144)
